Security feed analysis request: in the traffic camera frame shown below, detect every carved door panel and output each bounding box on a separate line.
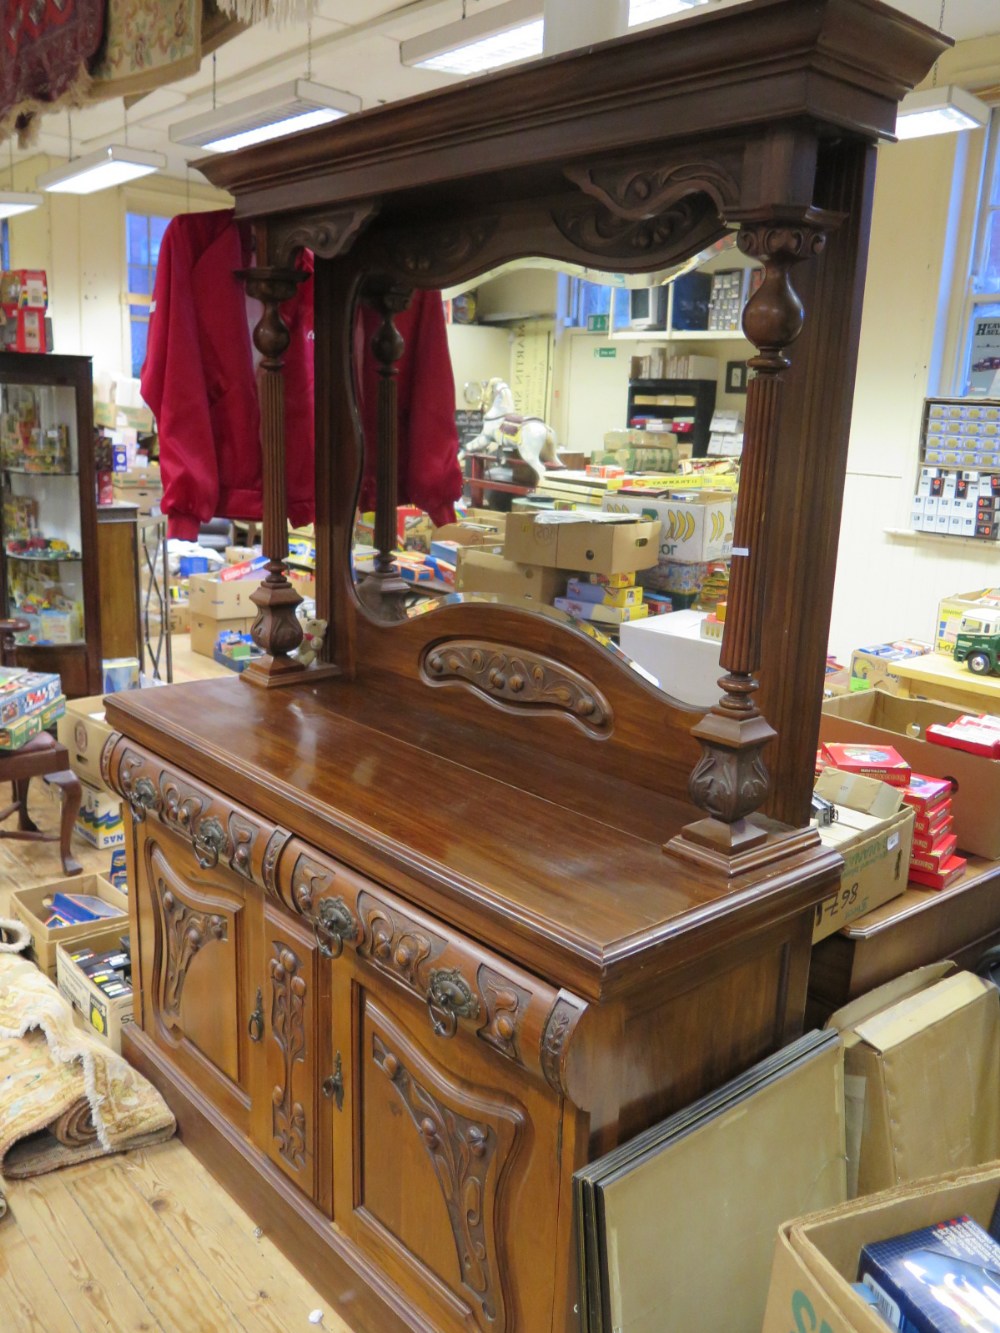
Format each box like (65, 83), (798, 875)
(251, 904), (328, 1209)
(137, 823), (255, 1133)
(332, 962), (562, 1333)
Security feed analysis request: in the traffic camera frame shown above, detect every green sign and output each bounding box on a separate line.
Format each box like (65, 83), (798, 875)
(594, 346), (617, 359)
(587, 314), (609, 332)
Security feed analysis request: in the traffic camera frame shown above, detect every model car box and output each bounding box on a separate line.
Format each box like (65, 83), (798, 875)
(820, 691), (1000, 858)
(503, 512), (660, 574)
(601, 490), (734, 564)
(190, 613), (255, 659)
(11, 874), (128, 979)
(936, 586), (1000, 654)
(762, 1162), (1000, 1333)
(811, 769), (914, 943)
(455, 548), (564, 603)
(56, 922), (134, 1053)
(188, 571), (264, 620)
(57, 694), (115, 791)
(826, 966), (1000, 1198)
(0, 665), (63, 724)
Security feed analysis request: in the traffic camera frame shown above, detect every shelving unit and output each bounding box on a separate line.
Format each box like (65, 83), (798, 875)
(911, 396), (1000, 544)
(626, 377), (717, 457)
(0, 351), (103, 697)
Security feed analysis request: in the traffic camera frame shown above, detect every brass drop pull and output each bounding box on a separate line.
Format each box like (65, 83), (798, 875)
(322, 1052), (344, 1111)
(248, 987), (264, 1042)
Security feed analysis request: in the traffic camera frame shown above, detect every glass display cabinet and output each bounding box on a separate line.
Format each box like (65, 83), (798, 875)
(0, 353), (102, 697)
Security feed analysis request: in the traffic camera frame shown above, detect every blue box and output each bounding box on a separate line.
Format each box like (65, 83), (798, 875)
(102, 657), (140, 694)
(858, 1215), (1000, 1331)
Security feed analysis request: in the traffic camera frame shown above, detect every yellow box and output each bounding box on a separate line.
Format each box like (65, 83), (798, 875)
(56, 923), (134, 1053)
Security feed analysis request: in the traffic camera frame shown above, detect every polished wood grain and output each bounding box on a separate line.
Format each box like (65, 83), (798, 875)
(105, 682), (841, 1003)
(95, 505), (142, 662)
(107, 5), (944, 1330)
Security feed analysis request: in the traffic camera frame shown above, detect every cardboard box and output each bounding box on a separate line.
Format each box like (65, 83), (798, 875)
(190, 613), (255, 659)
(75, 779), (125, 849)
(503, 512), (660, 574)
(455, 548), (564, 602)
(762, 1163), (1000, 1333)
(820, 691), (1000, 858)
(936, 586), (1000, 654)
(168, 603), (191, 635)
(11, 874), (128, 979)
(812, 770), (914, 943)
(188, 572), (263, 620)
(111, 482), (161, 516)
(827, 966), (1000, 1197)
(57, 923), (134, 1053)
(601, 490), (734, 564)
(57, 694), (114, 791)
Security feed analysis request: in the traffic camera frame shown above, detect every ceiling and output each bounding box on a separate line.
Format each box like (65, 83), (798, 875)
(10, 0), (1000, 189)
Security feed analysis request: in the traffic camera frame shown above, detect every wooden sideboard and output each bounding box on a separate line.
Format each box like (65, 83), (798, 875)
(104, 2), (943, 1329)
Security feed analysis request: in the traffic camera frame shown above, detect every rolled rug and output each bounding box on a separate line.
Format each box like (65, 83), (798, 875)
(0, 920), (30, 955)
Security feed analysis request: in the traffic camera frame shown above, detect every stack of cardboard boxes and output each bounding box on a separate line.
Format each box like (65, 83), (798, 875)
(601, 484), (735, 608)
(455, 510), (662, 622)
(187, 560), (265, 658)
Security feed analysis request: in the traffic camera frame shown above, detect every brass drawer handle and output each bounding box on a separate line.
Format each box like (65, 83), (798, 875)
(314, 897), (358, 960)
(193, 817), (227, 870)
(248, 987), (264, 1042)
(322, 1053), (344, 1111)
(426, 967), (480, 1039)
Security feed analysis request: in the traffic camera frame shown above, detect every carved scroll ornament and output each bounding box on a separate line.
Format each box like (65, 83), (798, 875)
(269, 944), (308, 1172)
(373, 1032), (519, 1330)
(422, 640), (612, 735)
(564, 157), (741, 220)
(157, 884), (228, 1023)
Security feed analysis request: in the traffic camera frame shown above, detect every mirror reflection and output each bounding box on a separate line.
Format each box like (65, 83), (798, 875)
(351, 240), (760, 708)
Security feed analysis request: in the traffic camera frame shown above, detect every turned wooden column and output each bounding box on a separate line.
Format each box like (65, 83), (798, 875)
(236, 266), (308, 686)
(355, 281), (412, 622)
(670, 212), (834, 868)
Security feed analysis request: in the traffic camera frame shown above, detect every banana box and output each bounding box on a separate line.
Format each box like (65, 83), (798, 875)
(602, 491), (734, 564)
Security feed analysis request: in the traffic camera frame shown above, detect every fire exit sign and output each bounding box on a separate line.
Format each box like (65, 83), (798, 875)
(587, 314), (609, 332)
(594, 346), (617, 359)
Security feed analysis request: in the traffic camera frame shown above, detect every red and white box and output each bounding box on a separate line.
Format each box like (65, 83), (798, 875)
(820, 743), (912, 788)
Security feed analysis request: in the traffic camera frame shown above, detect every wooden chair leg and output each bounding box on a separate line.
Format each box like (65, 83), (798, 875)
(15, 778), (38, 833)
(55, 773), (83, 876)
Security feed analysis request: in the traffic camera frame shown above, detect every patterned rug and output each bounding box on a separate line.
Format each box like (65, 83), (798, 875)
(0, 952), (175, 1220)
(0, 0), (106, 143)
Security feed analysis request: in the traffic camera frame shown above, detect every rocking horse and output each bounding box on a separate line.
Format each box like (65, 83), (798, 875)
(463, 378), (564, 486)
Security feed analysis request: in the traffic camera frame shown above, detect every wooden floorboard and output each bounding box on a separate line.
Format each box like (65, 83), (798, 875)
(0, 641), (356, 1332)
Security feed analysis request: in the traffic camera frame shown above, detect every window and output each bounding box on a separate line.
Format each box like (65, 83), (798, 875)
(557, 274), (631, 330)
(126, 212), (170, 378)
(960, 111), (1000, 394)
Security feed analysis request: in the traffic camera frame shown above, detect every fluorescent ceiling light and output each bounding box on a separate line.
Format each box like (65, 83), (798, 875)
(400, 0), (543, 75)
(896, 85), (991, 140)
(628, 0), (705, 23)
(0, 192), (42, 218)
(37, 146), (165, 194)
(169, 80), (361, 154)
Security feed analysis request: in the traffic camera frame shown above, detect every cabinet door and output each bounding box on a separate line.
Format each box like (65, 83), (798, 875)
(251, 904), (329, 1211)
(135, 819), (256, 1134)
(332, 960), (562, 1333)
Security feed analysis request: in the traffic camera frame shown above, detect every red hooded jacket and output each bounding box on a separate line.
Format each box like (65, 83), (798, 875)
(140, 209), (314, 541)
(142, 209), (462, 538)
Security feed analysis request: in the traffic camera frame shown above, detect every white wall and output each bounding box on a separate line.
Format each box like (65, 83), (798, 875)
(7, 161), (230, 380)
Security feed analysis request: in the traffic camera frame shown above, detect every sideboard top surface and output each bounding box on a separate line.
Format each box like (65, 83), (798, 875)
(106, 678), (839, 999)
